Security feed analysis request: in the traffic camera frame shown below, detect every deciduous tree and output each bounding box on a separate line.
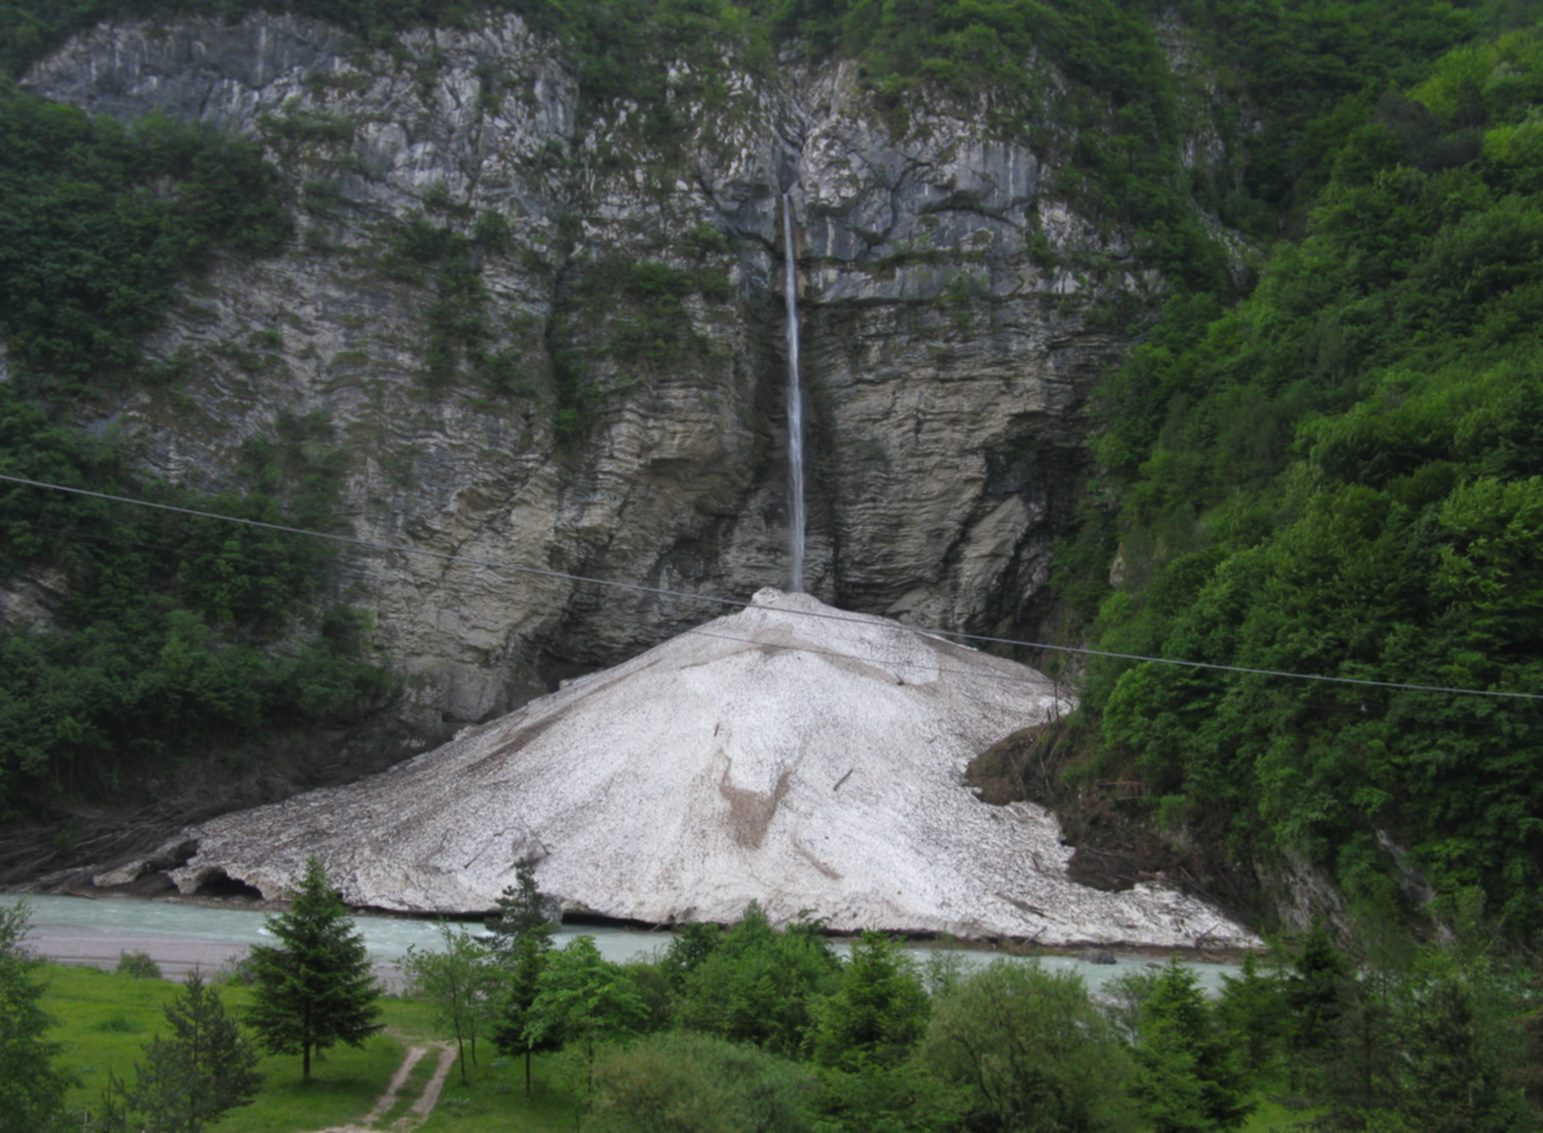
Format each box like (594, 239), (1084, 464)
(589, 1032), (816, 1133)
(922, 960), (1137, 1133)
(525, 935), (647, 1088)
(405, 924), (496, 1085)
(677, 902), (840, 1057)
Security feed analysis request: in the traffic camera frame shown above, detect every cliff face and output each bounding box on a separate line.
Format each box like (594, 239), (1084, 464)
(20, 13), (1171, 740)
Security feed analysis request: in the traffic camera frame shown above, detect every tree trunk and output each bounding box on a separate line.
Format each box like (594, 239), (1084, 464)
(524, 1048), (532, 1099)
(303, 1041), (312, 1083)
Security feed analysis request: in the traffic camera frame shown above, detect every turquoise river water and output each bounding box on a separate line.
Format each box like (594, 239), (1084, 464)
(5, 892), (1238, 994)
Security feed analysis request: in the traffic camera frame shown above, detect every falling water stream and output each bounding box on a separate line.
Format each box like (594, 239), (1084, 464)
(782, 191), (806, 592)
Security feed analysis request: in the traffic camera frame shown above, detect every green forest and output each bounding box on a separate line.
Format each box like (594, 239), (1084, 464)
(1056, 25), (1543, 944)
(6, 873), (1542, 1132)
(0, 85), (389, 815)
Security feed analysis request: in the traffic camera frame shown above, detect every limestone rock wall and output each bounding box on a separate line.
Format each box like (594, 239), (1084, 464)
(19, 13), (1175, 740)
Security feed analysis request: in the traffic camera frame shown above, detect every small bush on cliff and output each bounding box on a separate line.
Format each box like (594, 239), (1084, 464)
(0, 393), (393, 817)
(0, 87), (288, 392)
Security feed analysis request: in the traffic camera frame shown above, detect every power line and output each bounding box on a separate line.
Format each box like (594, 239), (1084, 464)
(16, 512), (1537, 733)
(2, 470), (1540, 704)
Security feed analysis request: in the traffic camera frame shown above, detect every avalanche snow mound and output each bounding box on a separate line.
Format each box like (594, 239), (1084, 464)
(172, 589), (1253, 947)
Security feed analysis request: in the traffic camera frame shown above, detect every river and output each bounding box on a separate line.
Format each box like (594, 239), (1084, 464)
(6, 892), (1238, 994)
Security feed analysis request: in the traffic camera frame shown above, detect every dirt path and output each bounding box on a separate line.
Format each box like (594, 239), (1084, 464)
(312, 1040), (456, 1133)
(410, 1044), (459, 1118)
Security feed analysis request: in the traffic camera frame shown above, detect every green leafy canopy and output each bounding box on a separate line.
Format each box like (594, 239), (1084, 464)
(1063, 27), (1543, 938)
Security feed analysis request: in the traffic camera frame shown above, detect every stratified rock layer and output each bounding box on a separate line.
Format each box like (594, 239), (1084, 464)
(173, 590), (1253, 948)
(14, 11), (1221, 740)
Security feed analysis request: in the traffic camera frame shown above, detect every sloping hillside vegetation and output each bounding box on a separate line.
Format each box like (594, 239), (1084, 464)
(0, 88), (389, 819)
(1061, 28), (1543, 939)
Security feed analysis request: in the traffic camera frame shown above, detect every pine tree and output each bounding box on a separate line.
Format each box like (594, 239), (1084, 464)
(1216, 954), (1287, 1075)
(1400, 975), (1526, 1133)
(0, 903), (71, 1133)
(104, 970), (262, 1133)
(1285, 924), (1350, 1091)
(1132, 1014), (1211, 1133)
(488, 861), (557, 1098)
(1133, 960), (1253, 1132)
(812, 932), (929, 1071)
(487, 860), (555, 944)
(246, 856), (382, 1081)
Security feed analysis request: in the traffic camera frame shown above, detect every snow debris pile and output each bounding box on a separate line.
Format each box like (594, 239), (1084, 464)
(170, 589), (1255, 948)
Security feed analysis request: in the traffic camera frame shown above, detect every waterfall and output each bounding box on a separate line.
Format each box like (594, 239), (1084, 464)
(782, 191), (806, 593)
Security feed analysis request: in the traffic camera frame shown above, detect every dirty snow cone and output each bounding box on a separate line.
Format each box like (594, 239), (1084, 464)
(169, 591), (1255, 950)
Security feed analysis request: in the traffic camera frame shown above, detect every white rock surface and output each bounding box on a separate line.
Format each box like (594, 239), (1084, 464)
(173, 589), (1254, 948)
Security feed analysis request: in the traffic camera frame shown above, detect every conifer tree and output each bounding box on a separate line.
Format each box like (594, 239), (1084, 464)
(488, 860), (558, 1098)
(1399, 974), (1528, 1133)
(1216, 954), (1287, 1075)
(0, 903), (70, 1133)
(101, 970), (261, 1133)
(1132, 960), (1252, 1132)
(813, 932), (928, 1071)
(1285, 924), (1349, 1090)
(488, 860), (554, 943)
(246, 856), (381, 1082)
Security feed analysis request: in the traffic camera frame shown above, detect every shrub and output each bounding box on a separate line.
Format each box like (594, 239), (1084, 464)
(115, 951), (162, 980)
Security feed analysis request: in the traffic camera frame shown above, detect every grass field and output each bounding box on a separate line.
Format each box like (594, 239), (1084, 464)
(39, 960), (1317, 1132)
(38, 961), (440, 1132)
(38, 962), (586, 1133)
(417, 1053), (581, 1133)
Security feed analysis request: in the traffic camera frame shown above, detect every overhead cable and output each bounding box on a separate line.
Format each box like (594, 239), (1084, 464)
(2, 471), (1539, 703)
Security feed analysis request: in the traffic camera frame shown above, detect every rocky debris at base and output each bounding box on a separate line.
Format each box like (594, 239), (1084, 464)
(164, 590), (1257, 950)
